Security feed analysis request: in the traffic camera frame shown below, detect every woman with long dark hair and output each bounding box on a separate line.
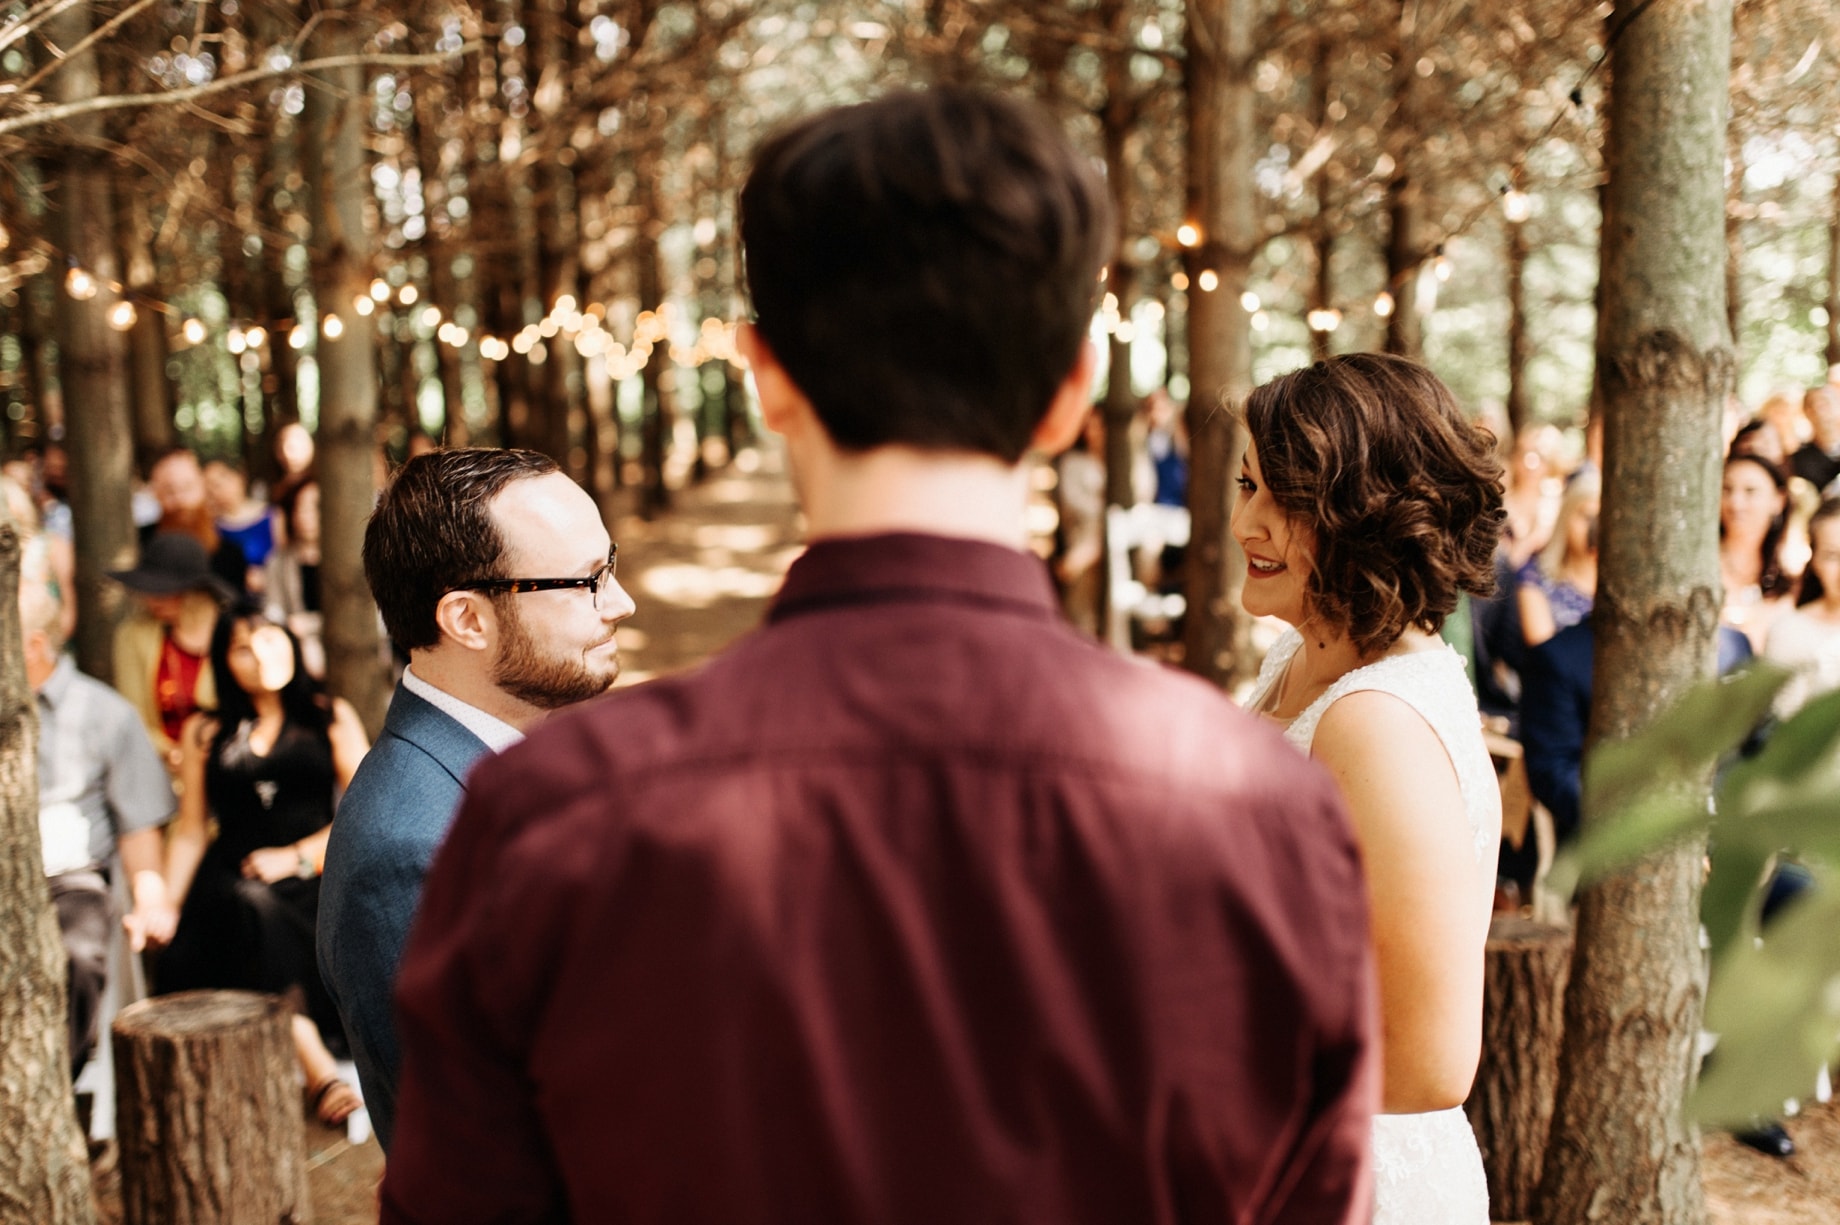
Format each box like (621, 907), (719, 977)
(1720, 452), (1794, 652)
(158, 601), (370, 1125)
(1235, 354), (1506, 1225)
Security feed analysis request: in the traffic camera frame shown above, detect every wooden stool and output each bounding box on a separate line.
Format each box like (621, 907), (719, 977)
(1464, 917), (1572, 1223)
(112, 990), (310, 1225)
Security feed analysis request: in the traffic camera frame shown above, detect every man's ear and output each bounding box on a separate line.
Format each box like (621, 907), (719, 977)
(1029, 339), (1100, 456)
(432, 590), (496, 654)
(736, 323), (817, 440)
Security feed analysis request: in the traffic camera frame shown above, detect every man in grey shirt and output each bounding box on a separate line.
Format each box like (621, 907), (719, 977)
(22, 552), (176, 1074)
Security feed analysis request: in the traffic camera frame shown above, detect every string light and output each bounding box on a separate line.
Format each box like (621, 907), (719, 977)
(322, 313), (345, 339)
(1502, 190), (1532, 223)
(1374, 291), (1396, 318)
(1239, 291), (1261, 312)
(227, 327), (248, 355)
(354, 295), (376, 316)
(370, 279), (391, 302)
(181, 317), (207, 345)
(1250, 311), (1270, 332)
(65, 266), (99, 300)
(1197, 270), (1220, 293)
(397, 284), (418, 305)
(245, 325), (267, 348)
(106, 300), (138, 331)
(419, 305), (441, 329)
(289, 323), (311, 350)
(1171, 272), (1189, 291)
(1307, 308), (1343, 333)
(1433, 254), (1453, 282)
(1176, 223), (1200, 248)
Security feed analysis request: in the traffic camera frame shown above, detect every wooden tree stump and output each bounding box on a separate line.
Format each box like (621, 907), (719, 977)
(1464, 916), (1572, 1224)
(112, 990), (310, 1225)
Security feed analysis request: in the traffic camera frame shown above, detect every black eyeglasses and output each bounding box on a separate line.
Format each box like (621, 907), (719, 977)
(449, 545), (621, 610)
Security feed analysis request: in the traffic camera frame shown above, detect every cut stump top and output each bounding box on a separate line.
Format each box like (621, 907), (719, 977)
(113, 989), (291, 1039)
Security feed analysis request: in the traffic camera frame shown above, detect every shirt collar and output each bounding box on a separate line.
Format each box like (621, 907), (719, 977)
(767, 532), (1059, 625)
(36, 654), (77, 708)
(401, 666), (525, 754)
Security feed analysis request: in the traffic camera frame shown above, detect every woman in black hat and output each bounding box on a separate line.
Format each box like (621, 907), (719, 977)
(109, 533), (235, 770)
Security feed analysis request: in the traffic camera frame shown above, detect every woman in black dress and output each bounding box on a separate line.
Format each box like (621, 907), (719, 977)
(158, 601), (369, 1125)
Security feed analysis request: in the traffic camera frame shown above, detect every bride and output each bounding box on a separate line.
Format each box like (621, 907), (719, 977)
(1235, 354), (1505, 1223)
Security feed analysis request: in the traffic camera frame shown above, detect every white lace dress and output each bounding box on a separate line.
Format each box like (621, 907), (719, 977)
(1249, 628), (1496, 1225)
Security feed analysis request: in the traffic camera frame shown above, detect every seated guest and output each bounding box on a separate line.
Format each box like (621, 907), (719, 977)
(144, 447), (247, 594)
(157, 604), (370, 1126)
(20, 547), (176, 1074)
(1720, 453), (1795, 653)
(1764, 498), (1840, 718)
(1789, 384), (1840, 493)
(109, 534), (232, 771)
(264, 480), (325, 679)
(1730, 418), (1787, 469)
(204, 459), (275, 592)
(1518, 470), (1599, 648)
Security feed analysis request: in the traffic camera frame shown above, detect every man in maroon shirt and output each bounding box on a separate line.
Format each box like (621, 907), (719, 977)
(384, 86), (1378, 1225)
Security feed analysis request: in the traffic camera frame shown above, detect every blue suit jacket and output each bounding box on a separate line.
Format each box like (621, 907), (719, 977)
(319, 683), (489, 1151)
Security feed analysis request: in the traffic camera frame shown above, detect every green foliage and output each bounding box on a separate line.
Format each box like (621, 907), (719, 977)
(1556, 664), (1840, 1125)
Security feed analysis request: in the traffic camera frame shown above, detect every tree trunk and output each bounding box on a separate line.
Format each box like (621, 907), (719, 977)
(1724, 120), (1744, 357)
(113, 991), (308, 1225)
(1383, 0), (1424, 359)
(1308, 33), (1333, 364)
(118, 188), (172, 469)
(48, 0), (137, 686)
(1465, 917), (1572, 1222)
(1827, 170), (1840, 373)
(1100, 0), (1140, 511)
(1533, 4), (1733, 1224)
(635, 147), (673, 519)
(1506, 210), (1532, 436)
(0, 513), (95, 1225)
(302, 3), (390, 737)
(1181, 0), (1255, 689)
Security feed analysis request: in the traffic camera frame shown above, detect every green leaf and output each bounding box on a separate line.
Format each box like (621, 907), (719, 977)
(1553, 790), (1710, 898)
(1699, 844), (1770, 960)
(1583, 664), (1790, 817)
(1693, 885), (1840, 1127)
(1737, 686), (1840, 784)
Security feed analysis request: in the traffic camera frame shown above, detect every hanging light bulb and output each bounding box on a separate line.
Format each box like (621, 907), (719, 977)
(181, 317), (207, 345)
(1171, 271), (1189, 292)
(420, 304), (441, 329)
(289, 323), (311, 350)
(1176, 223), (1201, 248)
(354, 295), (376, 316)
(1307, 308), (1344, 333)
(370, 278), (391, 302)
(1374, 291), (1396, 318)
(1196, 270), (1220, 293)
(1239, 290), (1261, 312)
(106, 299), (138, 331)
(322, 313), (345, 339)
(397, 284), (419, 305)
(1433, 254), (1453, 282)
(1502, 190), (1532, 223)
(245, 325), (267, 348)
(65, 266), (99, 301)
(228, 327), (248, 355)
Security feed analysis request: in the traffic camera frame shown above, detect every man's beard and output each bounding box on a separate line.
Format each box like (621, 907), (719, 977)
(490, 597), (620, 710)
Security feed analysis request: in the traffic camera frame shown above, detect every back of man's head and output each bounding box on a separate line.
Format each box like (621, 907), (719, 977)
(740, 86), (1113, 464)
(364, 447), (561, 653)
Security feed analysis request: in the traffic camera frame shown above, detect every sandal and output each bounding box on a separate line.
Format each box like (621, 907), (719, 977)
(307, 1076), (362, 1128)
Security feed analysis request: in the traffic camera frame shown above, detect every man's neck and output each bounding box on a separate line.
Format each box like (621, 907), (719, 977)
(406, 651), (548, 732)
(794, 440), (1033, 550)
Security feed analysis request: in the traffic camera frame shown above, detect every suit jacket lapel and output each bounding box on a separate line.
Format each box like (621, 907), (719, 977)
(382, 684), (492, 787)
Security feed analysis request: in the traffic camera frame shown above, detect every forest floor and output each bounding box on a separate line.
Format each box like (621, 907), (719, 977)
(88, 443), (1838, 1222)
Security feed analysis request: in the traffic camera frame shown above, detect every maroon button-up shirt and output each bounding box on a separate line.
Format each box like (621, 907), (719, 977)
(383, 532), (1377, 1225)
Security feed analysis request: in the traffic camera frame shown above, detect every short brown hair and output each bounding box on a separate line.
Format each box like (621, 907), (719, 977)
(363, 448), (560, 652)
(1244, 354), (1505, 655)
(740, 86), (1113, 462)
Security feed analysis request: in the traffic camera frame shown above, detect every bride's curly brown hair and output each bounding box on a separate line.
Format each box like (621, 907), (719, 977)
(1244, 353), (1506, 656)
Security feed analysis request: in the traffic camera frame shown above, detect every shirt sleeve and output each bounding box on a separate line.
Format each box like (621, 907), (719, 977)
(103, 697), (177, 836)
(379, 757), (570, 1225)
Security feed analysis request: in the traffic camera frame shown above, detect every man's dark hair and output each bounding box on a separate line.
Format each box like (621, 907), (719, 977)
(739, 86), (1113, 463)
(363, 448), (561, 652)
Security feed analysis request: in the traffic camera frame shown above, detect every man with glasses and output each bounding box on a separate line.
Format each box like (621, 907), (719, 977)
(386, 89), (1377, 1224)
(318, 446), (634, 1150)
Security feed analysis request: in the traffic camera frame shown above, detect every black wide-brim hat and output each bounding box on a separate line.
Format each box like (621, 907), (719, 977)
(107, 533), (236, 602)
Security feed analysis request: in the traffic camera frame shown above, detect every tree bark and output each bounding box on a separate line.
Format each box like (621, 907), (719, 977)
(1506, 210), (1532, 436)
(117, 187), (172, 469)
(1100, 0), (1140, 511)
(0, 512), (95, 1225)
(1180, 0), (1255, 689)
(635, 145), (673, 519)
(48, 0), (137, 686)
(302, 1), (390, 737)
(1465, 917), (1572, 1222)
(1533, 4), (1733, 1224)
(1383, 0), (1424, 359)
(1827, 170), (1840, 373)
(113, 991), (308, 1225)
